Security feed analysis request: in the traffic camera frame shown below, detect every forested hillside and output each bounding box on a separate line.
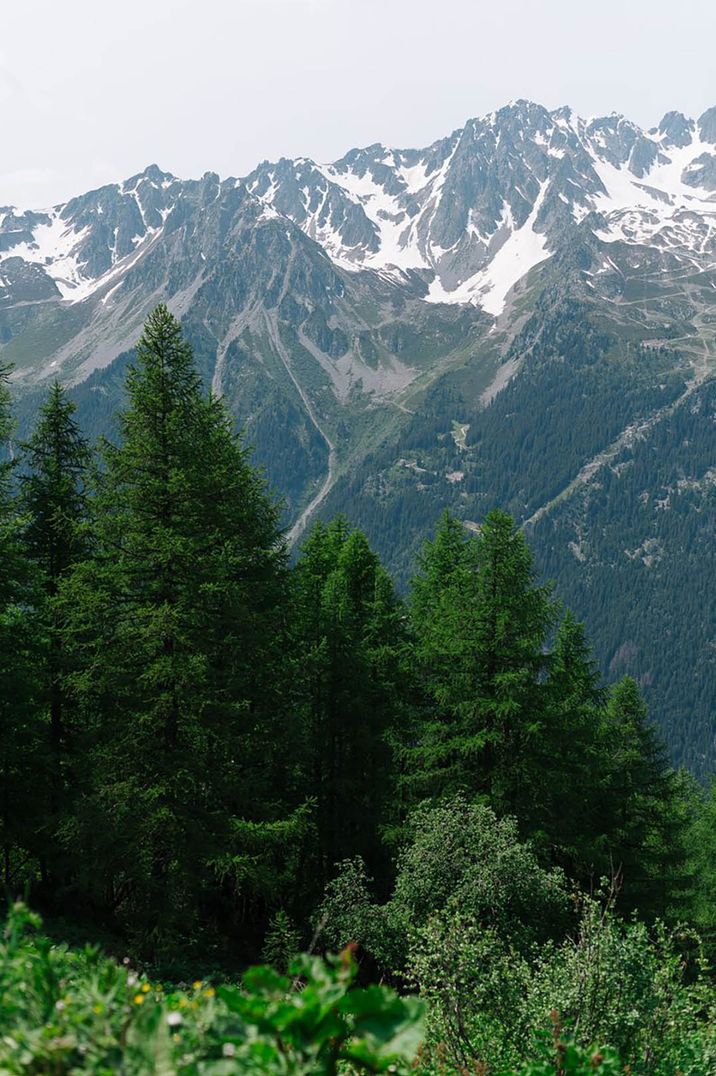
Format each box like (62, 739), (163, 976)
(3, 308), (716, 1072)
(4, 98), (716, 776)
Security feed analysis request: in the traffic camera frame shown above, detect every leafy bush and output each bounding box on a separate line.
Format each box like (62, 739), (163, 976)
(318, 797), (569, 975)
(0, 903), (425, 1074)
(410, 893), (716, 1075)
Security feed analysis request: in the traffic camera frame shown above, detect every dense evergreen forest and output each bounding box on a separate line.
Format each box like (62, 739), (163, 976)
(3, 306), (716, 1072)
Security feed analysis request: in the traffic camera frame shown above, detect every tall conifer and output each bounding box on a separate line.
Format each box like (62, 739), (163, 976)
(61, 306), (292, 950)
(292, 518), (408, 887)
(600, 676), (689, 918)
(0, 364), (40, 888)
(20, 382), (90, 883)
(407, 510), (556, 819)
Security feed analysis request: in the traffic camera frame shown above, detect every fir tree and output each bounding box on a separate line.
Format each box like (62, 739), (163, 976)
(685, 776), (716, 949)
(292, 518), (408, 888)
(407, 510), (556, 821)
(0, 363), (40, 889)
(19, 382), (90, 885)
(60, 306), (294, 951)
(536, 611), (607, 876)
(600, 677), (689, 919)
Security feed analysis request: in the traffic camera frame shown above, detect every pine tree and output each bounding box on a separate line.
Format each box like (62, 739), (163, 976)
(537, 610), (606, 875)
(19, 382), (90, 887)
(685, 776), (716, 949)
(410, 510), (469, 636)
(600, 676), (689, 919)
(292, 518), (408, 888)
(406, 510), (556, 821)
(401, 511), (475, 803)
(0, 363), (40, 889)
(60, 306), (294, 952)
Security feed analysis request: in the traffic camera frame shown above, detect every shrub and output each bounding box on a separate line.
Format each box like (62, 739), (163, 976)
(318, 797), (569, 976)
(0, 903), (425, 1075)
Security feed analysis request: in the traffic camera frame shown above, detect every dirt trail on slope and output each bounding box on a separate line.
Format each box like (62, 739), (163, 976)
(262, 312), (337, 545)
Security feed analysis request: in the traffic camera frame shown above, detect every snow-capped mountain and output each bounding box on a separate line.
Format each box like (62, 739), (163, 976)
(0, 166), (184, 304)
(3, 99), (716, 775)
(2, 100), (715, 319)
(245, 100), (716, 314)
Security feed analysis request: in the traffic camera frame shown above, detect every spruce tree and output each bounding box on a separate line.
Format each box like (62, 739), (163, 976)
(19, 382), (90, 886)
(537, 610), (606, 875)
(401, 511), (475, 803)
(600, 676), (689, 919)
(60, 306), (293, 951)
(0, 363), (40, 889)
(685, 776), (716, 948)
(292, 518), (408, 888)
(407, 510), (556, 821)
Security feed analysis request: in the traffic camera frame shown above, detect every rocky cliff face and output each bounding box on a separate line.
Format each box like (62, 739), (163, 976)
(3, 99), (716, 772)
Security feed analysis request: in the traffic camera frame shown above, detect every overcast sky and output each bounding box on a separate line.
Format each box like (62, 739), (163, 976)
(1, 0), (714, 207)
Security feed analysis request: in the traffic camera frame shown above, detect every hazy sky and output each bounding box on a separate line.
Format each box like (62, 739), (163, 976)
(1, 0), (715, 207)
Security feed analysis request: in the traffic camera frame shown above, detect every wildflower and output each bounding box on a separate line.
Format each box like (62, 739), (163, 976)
(192, 980), (203, 990)
(204, 987), (215, 998)
(222, 1043), (236, 1057)
(134, 994), (145, 1005)
(141, 982), (151, 993)
(55, 1000), (65, 1012)
(167, 1012), (183, 1027)
(92, 1003), (103, 1015)
(123, 956), (130, 965)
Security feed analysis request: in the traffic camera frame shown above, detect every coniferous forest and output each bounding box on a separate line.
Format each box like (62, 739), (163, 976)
(4, 306), (716, 1073)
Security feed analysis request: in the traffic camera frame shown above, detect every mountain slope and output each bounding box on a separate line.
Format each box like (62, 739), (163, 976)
(2, 99), (716, 772)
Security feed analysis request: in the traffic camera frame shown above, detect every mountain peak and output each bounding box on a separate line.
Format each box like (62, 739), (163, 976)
(657, 111), (695, 147)
(124, 164), (176, 191)
(698, 105), (716, 144)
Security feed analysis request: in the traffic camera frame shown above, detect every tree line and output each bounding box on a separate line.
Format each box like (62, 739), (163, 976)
(1, 304), (714, 969)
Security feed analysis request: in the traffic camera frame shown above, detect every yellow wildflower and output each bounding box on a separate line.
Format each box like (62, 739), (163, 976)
(204, 987), (215, 998)
(192, 980), (202, 990)
(134, 994), (145, 1005)
(141, 983), (151, 993)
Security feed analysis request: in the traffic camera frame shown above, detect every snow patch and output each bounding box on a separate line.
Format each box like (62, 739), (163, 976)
(426, 182), (551, 314)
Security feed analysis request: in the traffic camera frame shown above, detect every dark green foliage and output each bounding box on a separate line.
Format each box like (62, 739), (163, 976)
(319, 294), (711, 780)
(403, 511), (690, 912)
(318, 798), (569, 975)
(598, 677), (691, 919)
(18, 382), (91, 891)
(686, 777), (716, 955)
(291, 518), (410, 888)
(0, 363), (41, 890)
(0, 902), (425, 1075)
(58, 305), (297, 953)
(411, 892), (716, 1073)
(534, 374), (716, 779)
(532, 611), (606, 874)
(405, 510), (557, 822)
(2, 305), (716, 1071)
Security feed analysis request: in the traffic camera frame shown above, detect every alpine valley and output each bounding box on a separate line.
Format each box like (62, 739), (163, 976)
(3, 98), (716, 774)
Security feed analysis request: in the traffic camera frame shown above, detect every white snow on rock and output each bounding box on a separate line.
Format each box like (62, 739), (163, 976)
(591, 135), (716, 258)
(426, 182), (550, 314)
(3, 103), (716, 315)
(0, 178), (178, 304)
(250, 105), (716, 315)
